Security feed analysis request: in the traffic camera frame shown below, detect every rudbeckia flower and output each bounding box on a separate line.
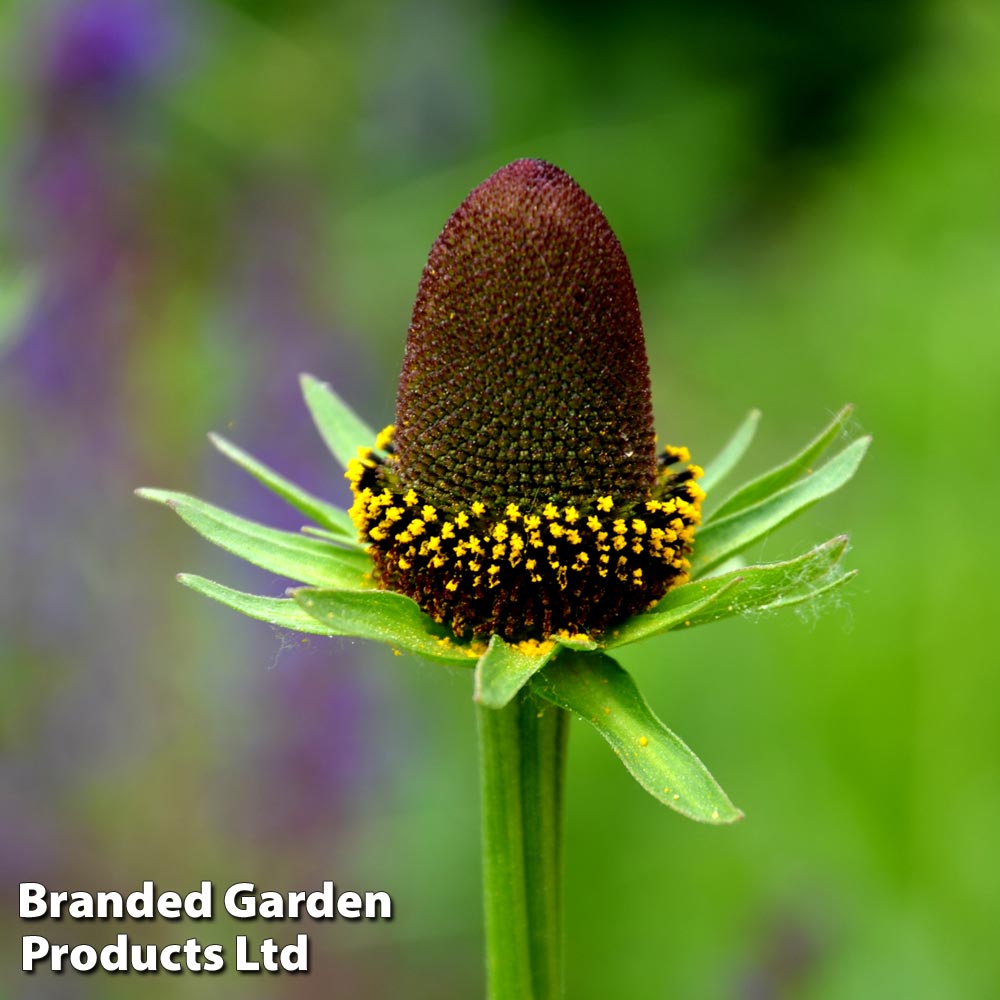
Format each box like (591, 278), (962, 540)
(347, 159), (704, 643)
(140, 157), (868, 998)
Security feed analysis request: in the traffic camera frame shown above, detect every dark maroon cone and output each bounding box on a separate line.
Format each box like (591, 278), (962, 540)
(393, 158), (656, 510)
(348, 160), (703, 640)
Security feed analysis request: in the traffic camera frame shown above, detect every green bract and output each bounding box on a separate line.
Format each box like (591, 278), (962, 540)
(138, 379), (868, 825)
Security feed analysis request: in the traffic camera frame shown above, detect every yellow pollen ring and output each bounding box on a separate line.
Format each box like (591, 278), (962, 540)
(346, 431), (704, 640)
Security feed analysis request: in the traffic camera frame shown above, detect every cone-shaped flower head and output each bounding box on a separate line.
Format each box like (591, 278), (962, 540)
(348, 159), (704, 641)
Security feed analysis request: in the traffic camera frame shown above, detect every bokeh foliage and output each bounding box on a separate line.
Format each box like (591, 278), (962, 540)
(2, 0), (998, 997)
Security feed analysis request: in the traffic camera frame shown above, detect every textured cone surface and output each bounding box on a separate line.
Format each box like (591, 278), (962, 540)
(347, 159), (704, 640)
(394, 158), (656, 509)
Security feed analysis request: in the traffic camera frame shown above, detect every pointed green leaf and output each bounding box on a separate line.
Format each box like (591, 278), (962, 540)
(682, 536), (850, 626)
(756, 566), (858, 614)
(474, 635), (562, 709)
(301, 525), (349, 542)
(178, 574), (341, 635)
(556, 635), (601, 652)
(611, 536), (852, 648)
(532, 652), (742, 824)
(603, 576), (743, 649)
(692, 435), (870, 576)
(208, 432), (359, 543)
(136, 488), (372, 588)
(292, 587), (477, 666)
(700, 409), (760, 494)
(300, 373), (378, 470)
(710, 405), (854, 520)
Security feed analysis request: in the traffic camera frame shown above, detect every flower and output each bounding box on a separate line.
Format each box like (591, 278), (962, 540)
(347, 159), (704, 641)
(40, 0), (178, 100)
(139, 159), (868, 823)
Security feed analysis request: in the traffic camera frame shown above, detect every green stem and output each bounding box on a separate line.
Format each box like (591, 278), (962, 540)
(477, 690), (568, 1000)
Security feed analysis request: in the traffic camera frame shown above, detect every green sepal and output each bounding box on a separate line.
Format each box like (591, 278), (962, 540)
(692, 435), (870, 576)
(292, 587), (477, 666)
(604, 577), (742, 649)
(678, 535), (851, 626)
(700, 409), (760, 493)
(208, 432), (359, 543)
(136, 488), (371, 589)
(300, 373), (378, 471)
(474, 634), (599, 710)
(474, 635), (561, 709)
(753, 565), (858, 613)
(301, 525), (350, 542)
(531, 651), (743, 825)
(710, 404), (854, 520)
(178, 573), (342, 635)
(608, 535), (852, 648)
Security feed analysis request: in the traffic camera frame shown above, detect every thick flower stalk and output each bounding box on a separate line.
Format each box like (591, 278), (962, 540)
(348, 160), (703, 641)
(139, 157), (869, 1000)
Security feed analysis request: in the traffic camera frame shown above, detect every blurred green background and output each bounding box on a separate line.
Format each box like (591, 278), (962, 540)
(2, 0), (998, 997)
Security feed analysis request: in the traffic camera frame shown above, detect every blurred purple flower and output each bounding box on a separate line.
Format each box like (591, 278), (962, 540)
(6, 0), (182, 414)
(737, 907), (827, 1000)
(2, 0), (391, 929)
(0, 0), (188, 875)
(212, 178), (379, 530)
(40, 0), (178, 100)
(237, 653), (384, 846)
(205, 180), (388, 848)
